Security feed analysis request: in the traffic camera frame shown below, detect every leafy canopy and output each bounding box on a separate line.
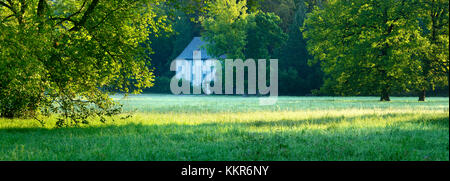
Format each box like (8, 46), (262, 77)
(303, 0), (430, 100)
(0, 0), (171, 126)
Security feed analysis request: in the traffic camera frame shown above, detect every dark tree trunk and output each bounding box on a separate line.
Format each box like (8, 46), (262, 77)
(380, 88), (390, 101)
(418, 89), (426, 101)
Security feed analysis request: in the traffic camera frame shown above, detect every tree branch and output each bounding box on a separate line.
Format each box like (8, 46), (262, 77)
(70, 0), (99, 31)
(51, 0), (87, 26)
(1, 1), (17, 19)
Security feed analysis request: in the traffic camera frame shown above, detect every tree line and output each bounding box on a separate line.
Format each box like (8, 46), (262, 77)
(303, 0), (449, 101)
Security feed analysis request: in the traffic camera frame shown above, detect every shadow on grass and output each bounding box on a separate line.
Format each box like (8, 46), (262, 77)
(0, 113), (448, 161)
(404, 117), (449, 127)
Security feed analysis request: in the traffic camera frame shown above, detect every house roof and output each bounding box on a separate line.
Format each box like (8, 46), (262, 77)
(175, 37), (225, 60)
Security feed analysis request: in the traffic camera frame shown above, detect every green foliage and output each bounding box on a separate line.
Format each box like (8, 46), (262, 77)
(0, 0), (172, 126)
(142, 7), (200, 93)
(255, 0), (328, 32)
(199, 0), (287, 95)
(146, 9), (196, 78)
(200, 0), (287, 60)
(257, 0), (297, 32)
(278, 1), (324, 95)
(415, 0), (449, 98)
(303, 0), (430, 100)
(1, 95), (448, 161)
(144, 76), (172, 93)
(200, 0), (248, 59)
(245, 11), (287, 59)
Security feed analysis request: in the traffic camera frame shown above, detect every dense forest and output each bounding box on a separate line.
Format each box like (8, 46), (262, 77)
(0, 0), (448, 125)
(143, 0), (449, 99)
(145, 0), (326, 96)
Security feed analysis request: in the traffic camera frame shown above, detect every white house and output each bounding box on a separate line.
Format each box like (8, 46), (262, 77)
(174, 37), (225, 88)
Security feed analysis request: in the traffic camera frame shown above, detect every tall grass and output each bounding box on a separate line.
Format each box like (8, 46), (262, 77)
(0, 95), (448, 160)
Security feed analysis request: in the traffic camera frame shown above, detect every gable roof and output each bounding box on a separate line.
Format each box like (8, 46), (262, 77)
(175, 37), (225, 60)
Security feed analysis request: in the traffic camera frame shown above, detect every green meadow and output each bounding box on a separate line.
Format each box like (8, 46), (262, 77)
(0, 95), (448, 161)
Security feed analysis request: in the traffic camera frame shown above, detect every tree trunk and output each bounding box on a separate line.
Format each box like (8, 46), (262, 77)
(418, 89), (426, 101)
(380, 88), (390, 101)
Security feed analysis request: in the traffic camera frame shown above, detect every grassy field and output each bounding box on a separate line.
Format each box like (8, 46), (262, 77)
(0, 95), (448, 161)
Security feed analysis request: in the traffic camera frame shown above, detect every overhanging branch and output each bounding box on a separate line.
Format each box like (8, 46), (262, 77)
(70, 0), (99, 31)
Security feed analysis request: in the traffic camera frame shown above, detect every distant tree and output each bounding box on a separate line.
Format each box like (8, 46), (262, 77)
(415, 0), (449, 101)
(143, 9), (197, 93)
(201, 0), (288, 59)
(144, 8), (196, 78)
(169, 11), (198, 64)
(200, 0), (287, 95)
(303, 0), (427, 101)
(245, 11), (287, 60)
(0, 0), (172, 125)
(278, 0), (324, 95)
(252, 0), (328, 31)
(142, 0), (210, 94)
(200, 0), (248, 59)
(257, 0), (297, 32)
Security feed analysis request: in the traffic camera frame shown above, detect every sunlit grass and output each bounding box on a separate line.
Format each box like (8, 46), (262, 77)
(0, 95), (448, 161)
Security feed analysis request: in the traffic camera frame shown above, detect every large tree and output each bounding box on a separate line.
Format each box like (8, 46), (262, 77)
(303, 0), (427, 101)
(0, 0), (171, 126)
(200, 0), (248, 59)
(244, 11), (287, 60)
(415, 0), (449, 101)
